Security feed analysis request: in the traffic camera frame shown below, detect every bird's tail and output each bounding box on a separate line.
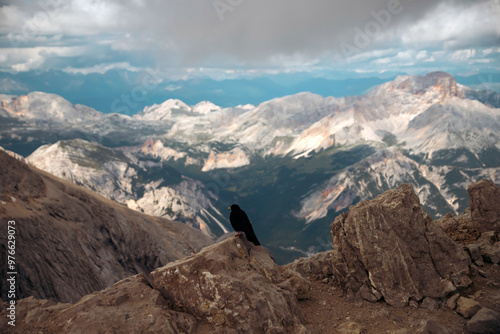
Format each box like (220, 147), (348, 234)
(245, 228), (260, 246)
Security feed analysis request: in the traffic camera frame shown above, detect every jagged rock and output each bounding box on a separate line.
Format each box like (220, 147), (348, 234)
(476, 232), (500, 264)
(466, 244), (485, 266)
(281, 251), (334, 280)
(0, 150), (212, 303)
(436, 208), (480, 245)
(468, 180), (500, 233)
(437, 179), (500, 245)
(278, 269), (312, 300)
(467, 308), (500, 334)
(150, 237), (306, 333)
(330, 184), (471, 307)
(446, 293), (460, 309)
(456, 297), (482, 318)
(415, 318), (451, 334)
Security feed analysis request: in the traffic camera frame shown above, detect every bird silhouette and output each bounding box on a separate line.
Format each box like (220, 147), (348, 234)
(228, 204), (261, 246)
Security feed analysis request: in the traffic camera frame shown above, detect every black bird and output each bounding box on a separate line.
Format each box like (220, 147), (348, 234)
(228, 204), (261, 246)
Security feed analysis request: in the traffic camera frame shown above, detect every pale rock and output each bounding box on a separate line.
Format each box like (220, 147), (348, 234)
(201, 147), (250, 171)
(336, 321), (363, 334)
(456, 297), (482, 318)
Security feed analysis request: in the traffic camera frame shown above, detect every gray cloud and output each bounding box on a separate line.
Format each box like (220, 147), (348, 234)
(0, 0), (498, 72)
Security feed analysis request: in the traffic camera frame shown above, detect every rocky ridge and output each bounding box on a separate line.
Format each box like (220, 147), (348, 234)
(3, 238), (308, 334)
(0, 149), (212, 303)
(26, 139), (228, 237)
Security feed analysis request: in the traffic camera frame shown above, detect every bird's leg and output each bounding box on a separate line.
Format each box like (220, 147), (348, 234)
(235, 232), (243, 237)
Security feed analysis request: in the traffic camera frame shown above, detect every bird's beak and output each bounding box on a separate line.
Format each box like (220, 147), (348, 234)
(227, 207), (231, 209)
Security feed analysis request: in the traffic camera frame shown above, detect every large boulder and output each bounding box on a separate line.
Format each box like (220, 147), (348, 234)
(468, 180), (500, 233)
(330, 184), (471, 307)
(150, 237), (306, 333)
(467, 307), (500, 334)
(282, 250), (334, 280)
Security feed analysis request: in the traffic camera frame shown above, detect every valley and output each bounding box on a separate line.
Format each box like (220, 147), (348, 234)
(1, 71), (500, 263)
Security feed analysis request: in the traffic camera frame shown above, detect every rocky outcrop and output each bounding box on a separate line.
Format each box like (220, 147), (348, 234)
(4, 237), (307, 333)
(468, 179), (500, 233)
(437, 179), (500, 238)
(140, 139), (199, 165)
(282, 251), (334, 281)
(437, 179), (500, 267)
(201, 148), (250, 171)
(150, 237), (305, 333)
(27, 139), (226, 237)
(0, 150), (212, 303)
(330, 183), (471, 307)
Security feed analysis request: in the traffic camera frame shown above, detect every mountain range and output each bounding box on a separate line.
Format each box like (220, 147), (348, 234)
(1, 71), (499, 263)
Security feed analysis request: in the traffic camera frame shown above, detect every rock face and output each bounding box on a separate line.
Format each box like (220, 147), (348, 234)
(330, 183), (471, 307)
(150, 237), (305, 333)
(27, 139), (228, 237)
(0, 150), (212, 303)
(5, 237), (307, 334)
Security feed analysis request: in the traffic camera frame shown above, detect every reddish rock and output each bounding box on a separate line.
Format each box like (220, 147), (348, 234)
(330, 184), (471, 307)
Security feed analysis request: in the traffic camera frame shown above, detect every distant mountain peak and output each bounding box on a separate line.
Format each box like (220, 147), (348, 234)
(387, 71), (462, 100)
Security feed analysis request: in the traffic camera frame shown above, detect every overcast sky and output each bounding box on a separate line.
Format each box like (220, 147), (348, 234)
(0, 0), (499, 79)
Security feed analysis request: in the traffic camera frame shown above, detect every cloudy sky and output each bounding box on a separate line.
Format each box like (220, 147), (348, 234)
(0, 0), (499, 79)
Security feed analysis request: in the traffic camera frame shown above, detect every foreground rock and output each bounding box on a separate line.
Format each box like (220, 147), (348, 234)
(330, 183), (471, 307)
(467, 308), (500, 334)
(150, 237), (306, 333)
(4, 237), (307, 333)
(10, 275), (198, 334)
(0, 150), (212, 303)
